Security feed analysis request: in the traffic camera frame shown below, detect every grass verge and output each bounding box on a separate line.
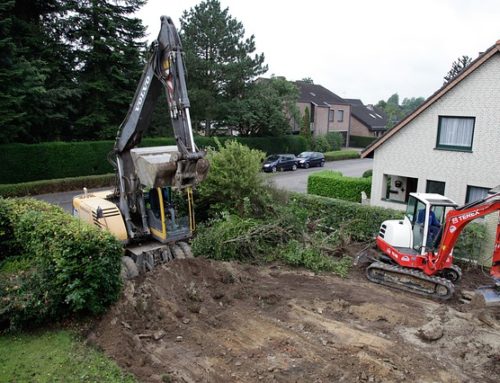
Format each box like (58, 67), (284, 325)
(0, 330), (136, 382)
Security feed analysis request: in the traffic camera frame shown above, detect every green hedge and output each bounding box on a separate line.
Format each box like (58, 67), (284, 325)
(0, 174), (115, 197)
(349, 135), (377, 148)
(0, 198), (123, 330)
(0, 136), (307, 184)
(289, 193), (402, 242)
(289, 193), (485, 260)
(324, 150), (360, 161)
(308, 170), (371, 202)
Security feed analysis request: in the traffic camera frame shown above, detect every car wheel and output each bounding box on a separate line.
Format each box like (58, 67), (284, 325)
(292, 164), (297, 171)
(272, 166), (277, 173)
(320, 160), (325, 167)
(278, 166), (284, 172)
(304, 162), (310, 169)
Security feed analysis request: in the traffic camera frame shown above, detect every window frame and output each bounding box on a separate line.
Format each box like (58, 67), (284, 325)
(435, 115), (475, 152)
(328, 110), (334, 122)
(465, 185), (490, 204)
(337, 110), (344, 122)
(426, 180), (446, 195)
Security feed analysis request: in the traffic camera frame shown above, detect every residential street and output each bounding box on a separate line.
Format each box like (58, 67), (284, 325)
(266, 158), (373, 193)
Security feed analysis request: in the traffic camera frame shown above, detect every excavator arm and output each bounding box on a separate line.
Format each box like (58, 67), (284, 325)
(427, 191), (500, 282)
(112, 16), (209, 240)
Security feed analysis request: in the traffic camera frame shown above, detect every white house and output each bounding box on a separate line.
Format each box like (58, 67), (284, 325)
(362, 40), (500, 257)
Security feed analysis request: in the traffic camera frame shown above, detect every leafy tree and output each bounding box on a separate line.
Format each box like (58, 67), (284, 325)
(223, 77), (299, 136)
(376, 93), (424, 129)
(179, 0), (267, 134)
(300, 107), (312, 142)
(300, 77), (314, 84)
(65, 0), (147, 139)
(443, 55), (472, 84)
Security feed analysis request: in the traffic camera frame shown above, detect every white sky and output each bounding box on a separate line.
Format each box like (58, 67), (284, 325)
(137, 0), (500, 104)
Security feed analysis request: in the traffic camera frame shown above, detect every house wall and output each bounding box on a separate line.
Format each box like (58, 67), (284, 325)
(329, 104), (350, 133)
(370, 54), (500, 258)
(314, 106), (330, 136)
(350, 116), (372, 137)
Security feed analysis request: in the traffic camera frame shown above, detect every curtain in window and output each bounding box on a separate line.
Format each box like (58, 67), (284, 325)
(439, 117), (474, 147)
(467, 186), (489, 203)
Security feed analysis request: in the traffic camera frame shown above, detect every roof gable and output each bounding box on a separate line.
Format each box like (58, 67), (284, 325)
(362, 40), (500, 158)
(346, 100), (388, 130)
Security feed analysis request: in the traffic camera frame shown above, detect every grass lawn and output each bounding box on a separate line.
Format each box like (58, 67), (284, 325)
(0, 330), (136, 383)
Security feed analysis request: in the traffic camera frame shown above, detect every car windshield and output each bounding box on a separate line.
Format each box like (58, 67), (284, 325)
(266, 155), (279, 161)
(298, 152), (313, 158)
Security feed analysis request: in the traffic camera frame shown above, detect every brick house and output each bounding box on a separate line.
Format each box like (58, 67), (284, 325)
(362, 40), (500, 255)
(345, 99), (388, 138)
(293, 81), (351, 144)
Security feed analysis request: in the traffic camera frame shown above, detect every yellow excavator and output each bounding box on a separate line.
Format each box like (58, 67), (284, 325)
(72, 16), (209, 277)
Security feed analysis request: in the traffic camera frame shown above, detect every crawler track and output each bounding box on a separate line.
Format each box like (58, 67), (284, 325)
(366, 261), (455, 300)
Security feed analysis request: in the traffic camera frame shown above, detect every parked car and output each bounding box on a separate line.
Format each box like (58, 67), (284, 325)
(262, 154), (298, 172)
(297, 151), (325, 168)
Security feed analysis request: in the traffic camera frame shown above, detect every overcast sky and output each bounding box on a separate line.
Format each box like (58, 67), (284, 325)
(137, 0), (500, 104)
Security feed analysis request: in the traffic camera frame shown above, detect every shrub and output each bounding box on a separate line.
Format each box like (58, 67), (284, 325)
(0, 136), (308, 184)
(311, 135), (330, 152)
(325, 132), (344, 151)
(196, 139), (271, 218)
(0, 198), (123, 329)
(324, 150), (360, 161)
(308, 170), (371, 203)
(453, 222), (487, 262)
(362, 169), (373, 178)
(349, 135), (377, 148)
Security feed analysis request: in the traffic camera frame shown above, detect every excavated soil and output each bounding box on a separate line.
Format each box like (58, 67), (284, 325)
(90, 258), (500, 383)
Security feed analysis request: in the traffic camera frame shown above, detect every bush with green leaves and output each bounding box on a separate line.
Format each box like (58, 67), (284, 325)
(0, 198), (123, 330)
(324, 150), (360, 161)
(311, 135), (330, 152)
(192, 211), (352, 276)
(196, 139), (271, 218)
(308, 170), (371, 203)
(325, 132), (344, 151)
(349, 135), (377, 148)
(362, 169), (373, 178)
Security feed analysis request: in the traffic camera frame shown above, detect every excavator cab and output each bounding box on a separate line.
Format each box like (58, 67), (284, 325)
(145, 186), (194, 244)
(405, 194), (457, 254)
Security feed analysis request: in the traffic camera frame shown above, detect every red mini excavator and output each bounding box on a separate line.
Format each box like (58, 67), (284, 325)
(356, 188), (500, 305)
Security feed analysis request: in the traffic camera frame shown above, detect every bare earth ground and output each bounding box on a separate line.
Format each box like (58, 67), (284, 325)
(90, 257), (500, 383)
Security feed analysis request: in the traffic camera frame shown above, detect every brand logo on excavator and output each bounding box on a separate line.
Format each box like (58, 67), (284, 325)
(135, 75), (152, 112)
(451, 210), (479, 224)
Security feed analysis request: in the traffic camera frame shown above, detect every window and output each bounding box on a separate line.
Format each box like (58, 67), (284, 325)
(337, 110), (344, 122)
(382, 174), (418, 203)
(466, 185), (490, 203)
(436, 116), (475, 151)
(329, 110), (334, 122)
(426, 180), (445, 195)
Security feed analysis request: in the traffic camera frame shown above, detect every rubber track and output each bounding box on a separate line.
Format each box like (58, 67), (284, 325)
(366, 262), (455, 300)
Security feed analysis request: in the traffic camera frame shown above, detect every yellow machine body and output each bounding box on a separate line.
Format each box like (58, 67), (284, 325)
(72, 190), (128, 242)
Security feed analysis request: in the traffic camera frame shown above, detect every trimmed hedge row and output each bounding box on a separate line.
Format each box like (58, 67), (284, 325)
(0, 174), (115, 197)
(289, 193), (402, 242)
(324, 150), (360, 161)
(349, 135), (378, 148)
(0, 198), (123, 330)
(308, 170), (371, 202)
(0, 136), (307, 184)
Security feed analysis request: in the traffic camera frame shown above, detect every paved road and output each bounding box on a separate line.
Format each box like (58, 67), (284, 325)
(35, 158), (373, 211)
(266, 158), (373, 193)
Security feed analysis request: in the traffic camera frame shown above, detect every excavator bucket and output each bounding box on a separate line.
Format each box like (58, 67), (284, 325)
(130, 146), (208, 189)
(474, 285), (500, 307)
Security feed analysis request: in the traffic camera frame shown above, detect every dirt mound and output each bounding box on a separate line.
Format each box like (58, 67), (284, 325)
(90, 258), (500, 383)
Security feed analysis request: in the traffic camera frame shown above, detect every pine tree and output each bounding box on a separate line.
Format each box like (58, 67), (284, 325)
(301, 107), (312, 142)
(180, 0), (267, 134)
(66, 0), (147, 139)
